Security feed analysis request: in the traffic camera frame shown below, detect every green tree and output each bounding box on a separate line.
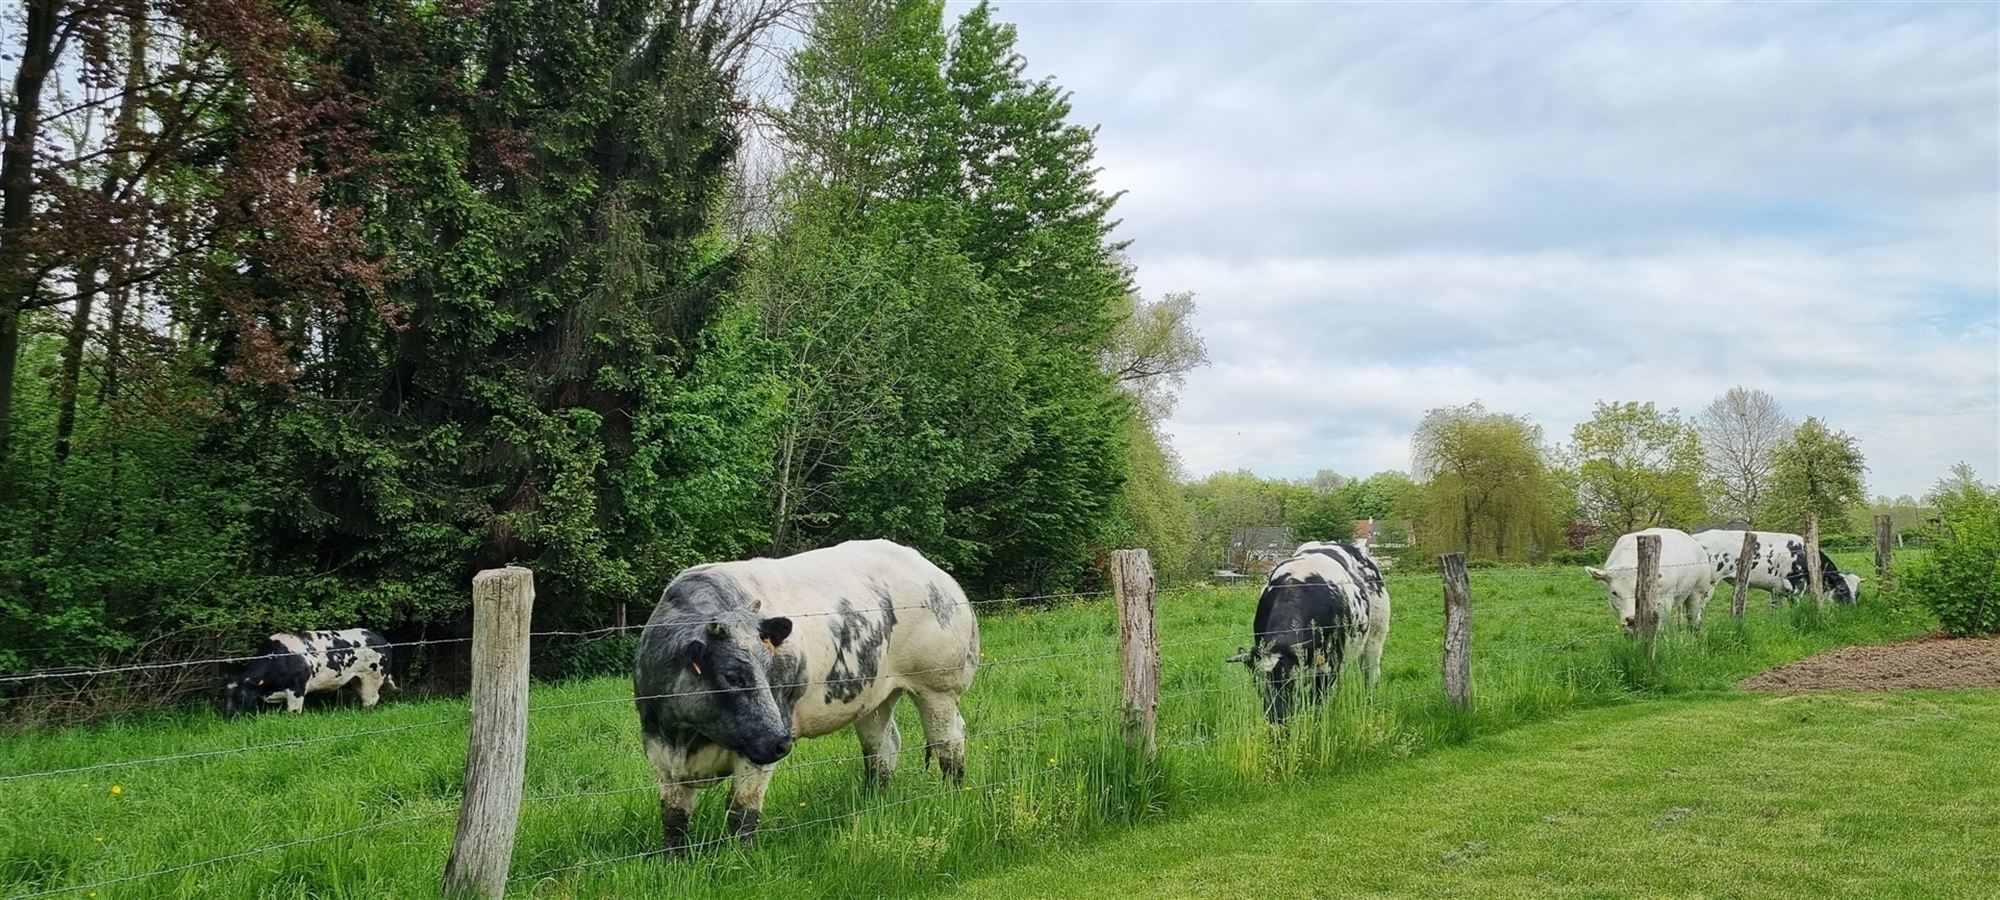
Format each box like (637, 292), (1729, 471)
(1568, 401), (1707, 534)
(1761, 417), (1868, 534)
(1903, 463), (1999, 636)
(1410, 402), (1559, 562)
(1339, 471), (1416, 522)
(759, 0), (1136, 593)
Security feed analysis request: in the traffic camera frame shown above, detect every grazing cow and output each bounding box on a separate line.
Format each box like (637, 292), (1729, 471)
(223, 629), (395, 716)
(634, 539), (978, 852)
(1585, 528), (1717, 633)
(1230, 540), (1391, 724)
(1693, 529), (1861, 604)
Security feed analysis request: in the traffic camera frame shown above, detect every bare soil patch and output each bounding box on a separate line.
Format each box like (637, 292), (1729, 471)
(1740, 635), (2000, 692)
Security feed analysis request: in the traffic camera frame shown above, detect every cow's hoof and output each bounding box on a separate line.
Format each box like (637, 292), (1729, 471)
(726, 807), (760, 849)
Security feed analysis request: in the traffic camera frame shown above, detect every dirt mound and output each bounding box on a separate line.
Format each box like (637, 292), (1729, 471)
(1739, 635), (2000, 692)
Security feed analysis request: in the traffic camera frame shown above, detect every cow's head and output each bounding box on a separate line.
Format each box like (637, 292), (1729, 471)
(1228, 641), (1299, 724)
(1584, 566), (1643, 634)
(1833, 573), (1862, 604)
(222, 662), (275, 718)
(654, 613), (797, 765)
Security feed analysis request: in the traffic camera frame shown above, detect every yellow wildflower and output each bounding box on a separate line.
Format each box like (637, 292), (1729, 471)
(109, 784), (123, 796)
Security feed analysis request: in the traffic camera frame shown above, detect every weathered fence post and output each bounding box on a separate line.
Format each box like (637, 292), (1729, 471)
(1112, 549), (1159, 758)
(1438, 552), (1472, 711)
(1805, 514), (1825, 609)
(1731, 531), (1755, 620)
(444, 567), (535, 900)
(614, 602), (628, 634)
(1634, 533), (1661, 649)
(1875, 514), (1894, 589)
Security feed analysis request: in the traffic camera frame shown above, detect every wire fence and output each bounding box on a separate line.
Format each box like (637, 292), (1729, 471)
(0, 549), (1818, 900)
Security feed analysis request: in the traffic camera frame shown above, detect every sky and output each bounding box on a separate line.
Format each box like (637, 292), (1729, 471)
(974, 0), (1999, 499)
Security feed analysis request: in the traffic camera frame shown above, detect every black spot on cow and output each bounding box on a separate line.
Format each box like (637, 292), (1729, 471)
(925, 583), (956, 626)
(769, 652), (808, 715)
(825, 596), (896, 704)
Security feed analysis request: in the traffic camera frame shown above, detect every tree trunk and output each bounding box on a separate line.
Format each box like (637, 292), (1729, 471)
(35, 267), (97, 554)
(0, 0), (64, 459)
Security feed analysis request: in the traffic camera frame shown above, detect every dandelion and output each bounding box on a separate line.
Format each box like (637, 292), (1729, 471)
(798, 801), (807, 808)
(1046, 756), (1057, 767)
(109, 784), (123, 796)
(93, 836), (104, 844)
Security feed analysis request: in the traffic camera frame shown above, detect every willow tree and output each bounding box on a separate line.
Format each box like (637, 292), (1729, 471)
(1410, 402), (1559, 562)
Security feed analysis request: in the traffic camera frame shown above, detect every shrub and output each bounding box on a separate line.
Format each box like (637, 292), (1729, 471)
(1901, 465), (2000, 637)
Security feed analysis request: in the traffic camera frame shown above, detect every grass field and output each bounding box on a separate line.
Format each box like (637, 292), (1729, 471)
(940, 690), (2000, 899)
(0, 557), (1938, 898)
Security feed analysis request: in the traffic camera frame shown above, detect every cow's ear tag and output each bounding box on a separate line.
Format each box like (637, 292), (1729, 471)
(760, 636), (776, 653)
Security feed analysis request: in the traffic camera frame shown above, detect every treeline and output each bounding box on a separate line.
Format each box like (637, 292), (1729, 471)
(1176, 387), (1899, 571)
(0, 0), (1203, 669)
(1403, 388), (1877, 563)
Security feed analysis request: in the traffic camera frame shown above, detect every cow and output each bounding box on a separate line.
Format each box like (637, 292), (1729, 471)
(634, 539), (978, 853)
(1229, 540), (1391, 724)
(222, 629), (396, 717)
(1584, 528), (1717, 633)
(1693, 529), (1861, 604)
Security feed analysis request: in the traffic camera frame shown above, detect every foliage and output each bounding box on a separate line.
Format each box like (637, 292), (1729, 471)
(1409, 402), (1560, 562)
(761, 0), (1139, 595)
(1902, 463), (2000, 636)
(1760, 417), (1867, 535)
(1567, 401), (1707, 535)
(1103, 291), (1209, 422)
(1698, 387), (1793, 526)
(1, 0), (1172, 672)
(1102, 419), (1198, 582)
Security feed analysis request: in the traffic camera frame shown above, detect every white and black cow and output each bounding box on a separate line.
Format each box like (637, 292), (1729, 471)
(1230, 540), (1391, 724)
(1693, 529), (1861, 604)
(223, 629), (396, 716)
(634, 539), (978, 852)
(1585, 528), (1718, 633)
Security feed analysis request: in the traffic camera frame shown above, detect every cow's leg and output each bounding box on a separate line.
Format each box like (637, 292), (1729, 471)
(645, 740), (698, 856)
(911, 690), (967, 787)
(855, 693), (901, 790)
(283, 690), (305, 714)
(1361, 624), (1388, 691)
(727, 762), (774, 849)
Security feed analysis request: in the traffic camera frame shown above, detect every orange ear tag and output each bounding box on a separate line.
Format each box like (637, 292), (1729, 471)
(761, 636), (776, 653)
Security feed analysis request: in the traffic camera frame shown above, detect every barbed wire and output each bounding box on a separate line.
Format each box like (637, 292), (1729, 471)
(0, 591), (1119, 683)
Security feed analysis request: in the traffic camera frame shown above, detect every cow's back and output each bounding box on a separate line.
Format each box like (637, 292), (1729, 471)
(694, 540), (977, 737)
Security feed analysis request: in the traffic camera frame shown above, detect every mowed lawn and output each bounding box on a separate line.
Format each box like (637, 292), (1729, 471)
(0, 558), (1938, 898)
(939, 690), (2000, 900)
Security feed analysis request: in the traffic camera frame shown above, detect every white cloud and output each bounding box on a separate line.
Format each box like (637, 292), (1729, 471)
(978, 0), (1999, 496)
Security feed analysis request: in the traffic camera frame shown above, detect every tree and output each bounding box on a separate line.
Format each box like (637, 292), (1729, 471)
(1762, 417), (1868, 534)
(1339, 470), (1416, 522)
(1903, 463), (1999, 636)
(1568, 401), (1707, 535)
(1410, 402), (1559, 562)
(1699, 387), (1793, 526)
(1103, 290), (1208, 422)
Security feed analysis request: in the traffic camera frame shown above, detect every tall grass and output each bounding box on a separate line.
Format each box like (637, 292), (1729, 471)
(0, 560), (1931, 899)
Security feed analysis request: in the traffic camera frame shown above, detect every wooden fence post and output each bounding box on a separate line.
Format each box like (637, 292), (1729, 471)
(1874, 514), (1894, 589)
(1805, 514), (1824, 610)
(1438, 552), (1472, 711)
(1112, 549), (1158, 758)
(1634, 534), (1661, 649)
(614, 602), (628, 634)
(444, 567), (535, 899)
(1731, 531), (1755, 620)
